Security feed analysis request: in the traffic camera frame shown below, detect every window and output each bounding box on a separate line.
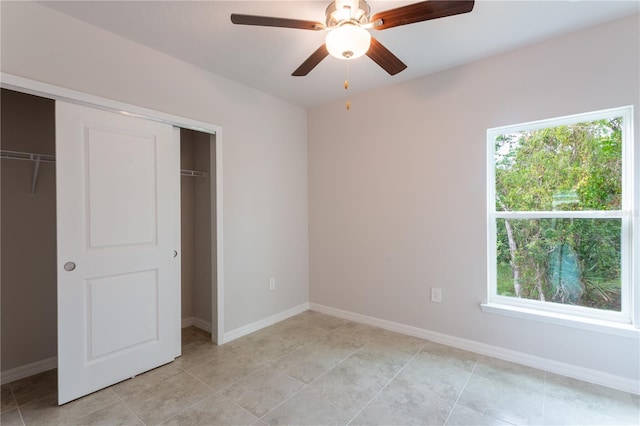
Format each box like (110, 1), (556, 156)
(486, 106), (635, 326)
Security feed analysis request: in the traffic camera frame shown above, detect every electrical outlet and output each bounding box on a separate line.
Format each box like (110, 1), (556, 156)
(269, 278), (276, 291)
(431, 288), (442, 303)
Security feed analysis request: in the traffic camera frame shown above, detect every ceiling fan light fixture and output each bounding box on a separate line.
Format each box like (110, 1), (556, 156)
(326, 24), (371, 60)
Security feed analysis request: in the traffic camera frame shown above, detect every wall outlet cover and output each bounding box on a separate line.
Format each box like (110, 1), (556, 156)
(431, 288), (442, 303)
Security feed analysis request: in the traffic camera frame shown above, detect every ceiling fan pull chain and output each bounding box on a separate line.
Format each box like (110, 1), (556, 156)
(345, 62), (351, 110)
(345, 60), (350, 89)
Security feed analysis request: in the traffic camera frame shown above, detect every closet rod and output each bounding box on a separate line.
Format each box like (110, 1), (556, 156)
(2, 150), (207, 179)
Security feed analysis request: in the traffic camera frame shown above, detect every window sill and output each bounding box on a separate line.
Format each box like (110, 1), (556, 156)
(480, 303), (639, 339)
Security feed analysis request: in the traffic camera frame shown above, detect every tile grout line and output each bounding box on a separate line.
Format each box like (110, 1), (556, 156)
(345, 342), (428, 425)
(111, 358), (218, 425)
(8, 385), (26, 426)
(257, 342), (362, 422)
(6, 384), (19, 408)
(292, 331), (372, 389)
(442, 360), (478, 426)
(110, 384), (149, 426)
(110, 365), (190, 425)
(187, 354), (263, 394)
(200, 342), (303, 396)
(258, 383), (311, 422)
(159, 367), (228, 423)
(305, 326), (428, 422)
(257, 327), (374, 421)
(218, 389), (271, 423)
(210, 323), (338, 421)
(246, 332), (358, 420)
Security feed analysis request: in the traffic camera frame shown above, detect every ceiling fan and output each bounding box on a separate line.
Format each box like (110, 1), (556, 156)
(231, 0), (475, 77)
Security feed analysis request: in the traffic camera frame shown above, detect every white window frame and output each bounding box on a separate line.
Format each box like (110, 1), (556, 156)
(484, 106), (637, 334)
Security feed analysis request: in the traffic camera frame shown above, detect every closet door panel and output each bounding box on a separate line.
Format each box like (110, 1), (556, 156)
(56, 101), (180, 405)
(86, 270), (158, 360)
(85, 128), (157, 248)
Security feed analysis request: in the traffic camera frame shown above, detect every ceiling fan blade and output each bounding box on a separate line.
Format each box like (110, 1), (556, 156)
(371, 1), (475, 30)
(292, 44), (329, 76)
(366, 37), (407, 76)
(231, 14), (324, 31)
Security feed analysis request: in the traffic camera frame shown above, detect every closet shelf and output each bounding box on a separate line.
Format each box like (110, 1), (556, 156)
(1, 149), (55, 195)
(180, 169), (208, 178)
(1, 149), (55, 163)
(2, 150), (207, 176)
(1, 150), (207, 195)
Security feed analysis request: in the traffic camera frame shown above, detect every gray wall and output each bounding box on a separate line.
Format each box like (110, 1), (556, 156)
(1, 89), (57, 371)
(0, 1), (310, 336)
(308, 14), (640, 382)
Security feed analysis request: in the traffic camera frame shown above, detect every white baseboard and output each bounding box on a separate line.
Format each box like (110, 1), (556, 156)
(223, 302), (310, 343)
(193, 318), (213, 333)
(309, 303), (640, 395)
(1, 356), (57, 385)
(182, 316), (213, 333)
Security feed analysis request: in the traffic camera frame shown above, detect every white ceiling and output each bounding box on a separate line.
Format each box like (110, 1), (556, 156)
(41, 0), (639, 109)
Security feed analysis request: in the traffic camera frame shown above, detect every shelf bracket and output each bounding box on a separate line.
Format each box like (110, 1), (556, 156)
(30, 155), (42, 196)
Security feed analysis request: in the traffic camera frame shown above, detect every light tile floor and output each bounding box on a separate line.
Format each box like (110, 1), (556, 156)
(1, 311), (638, 425)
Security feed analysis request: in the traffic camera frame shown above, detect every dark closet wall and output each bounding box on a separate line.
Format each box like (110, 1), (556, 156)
(1, 89), (57, 371)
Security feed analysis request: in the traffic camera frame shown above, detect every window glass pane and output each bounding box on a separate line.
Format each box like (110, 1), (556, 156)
(496, 218), (621, 311)
(495, 118), (622, 212)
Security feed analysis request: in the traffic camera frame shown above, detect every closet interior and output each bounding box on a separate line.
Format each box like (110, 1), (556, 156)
(1, 89), (57, 376)
(179, 128), (216, 336)
(0, 88), (216, 381)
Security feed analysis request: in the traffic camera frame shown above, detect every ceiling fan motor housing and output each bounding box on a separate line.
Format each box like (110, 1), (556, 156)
(325, 0), (371, 27)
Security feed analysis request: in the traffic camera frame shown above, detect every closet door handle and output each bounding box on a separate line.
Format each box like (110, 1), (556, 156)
(64, 262), (76, 272)
(173, 250), (178, 258)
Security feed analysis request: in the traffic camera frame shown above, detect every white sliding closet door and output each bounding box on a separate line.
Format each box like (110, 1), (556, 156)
(56, 101), (180, 405)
